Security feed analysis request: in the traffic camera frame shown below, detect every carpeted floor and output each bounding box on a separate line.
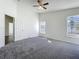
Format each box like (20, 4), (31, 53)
(0, 36), (79, 59)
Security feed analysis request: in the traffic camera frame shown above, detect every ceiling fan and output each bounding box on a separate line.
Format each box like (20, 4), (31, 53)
(33, 0), (49, 9)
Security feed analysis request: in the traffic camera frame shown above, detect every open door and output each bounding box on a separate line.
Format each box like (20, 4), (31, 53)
(5, 15), (15, 45)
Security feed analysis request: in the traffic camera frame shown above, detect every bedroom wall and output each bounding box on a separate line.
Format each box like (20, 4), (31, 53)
(15, 0), (39, 41)
(0, 0), (17, 48)
(39, 7), (79, 45)
(0, 0), (39, 48)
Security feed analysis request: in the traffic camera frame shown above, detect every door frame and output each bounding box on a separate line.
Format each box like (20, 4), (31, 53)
(5, 14), (15, 44)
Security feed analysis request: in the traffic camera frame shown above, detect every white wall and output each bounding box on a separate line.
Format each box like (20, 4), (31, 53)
(39, 7), (79, 45)
(15, 0), (39, 41)
(0, 0), (17, 48)
(0, 0), (39, 48)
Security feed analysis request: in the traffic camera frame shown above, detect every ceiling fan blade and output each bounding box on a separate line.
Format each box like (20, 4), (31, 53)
(43, 2), (49, 5)
(37, 0), (43, 3)
(33, 5), (39, 7)
(43, 7), (47, 9)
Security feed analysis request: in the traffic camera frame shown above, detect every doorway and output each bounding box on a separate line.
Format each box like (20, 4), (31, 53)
(5, 15), (15, 45)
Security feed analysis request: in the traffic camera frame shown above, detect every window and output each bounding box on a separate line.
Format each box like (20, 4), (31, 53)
(40, 21), (46, 34)
(67, 15), (79, 38)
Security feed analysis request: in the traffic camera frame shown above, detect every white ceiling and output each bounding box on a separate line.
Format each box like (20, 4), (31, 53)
(29, 0), (79, 13)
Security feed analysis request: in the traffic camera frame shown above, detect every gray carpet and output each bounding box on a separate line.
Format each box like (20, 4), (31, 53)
(0, 36), (79, 59)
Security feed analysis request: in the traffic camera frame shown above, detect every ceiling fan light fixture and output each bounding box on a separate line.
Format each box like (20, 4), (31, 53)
(33, 0), (48, 10)
(38, 6), (44, 10)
